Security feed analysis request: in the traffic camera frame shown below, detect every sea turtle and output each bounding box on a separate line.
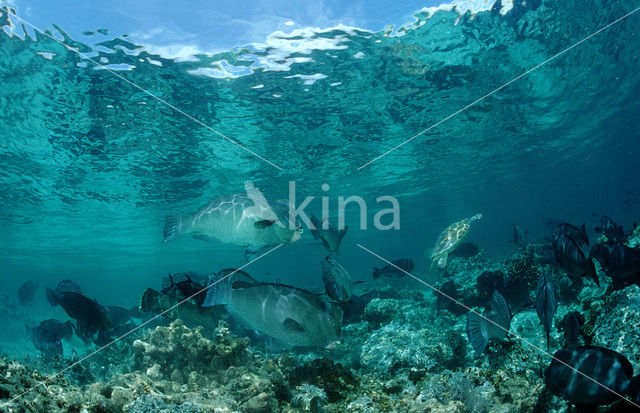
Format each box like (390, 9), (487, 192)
(429, 213), (482, 272)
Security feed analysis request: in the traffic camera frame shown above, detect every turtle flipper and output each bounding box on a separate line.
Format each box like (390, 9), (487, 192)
(438, 254), (448, 268)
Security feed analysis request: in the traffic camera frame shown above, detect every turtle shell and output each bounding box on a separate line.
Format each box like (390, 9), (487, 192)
(432, 220), (471, 258)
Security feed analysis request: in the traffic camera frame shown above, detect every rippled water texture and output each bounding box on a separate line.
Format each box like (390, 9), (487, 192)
(1, 0), (639, 291)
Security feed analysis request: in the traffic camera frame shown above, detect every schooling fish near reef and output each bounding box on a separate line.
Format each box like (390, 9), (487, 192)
(27, 319), (73, 357)
(46, 280), (112, 333)
(372, 259), (414, 279)
(466, 290), (511, 355)
(590, 241), (640, 290)
(560, 311), (584, 349)
(553, 223), (599, 286)
(545, 346), (640, 407)
(139, 287), (221, 331)
(535, 275), (557, 351)
(161, 272), (209, 306)
(594, 215), (626, 243)
(309, 214), (348, 255)
(105, 305), (139, 327)
(17, 280), (38, 305)
(164, 181), (302, 260)
(203, 271), (342, 348)
(321, 256), (353, 303)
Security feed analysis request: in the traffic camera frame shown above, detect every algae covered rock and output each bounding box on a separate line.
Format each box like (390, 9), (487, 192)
(132, 319), (250, 381)
(364, 298), (400, 326)
(291, 383), (328, 412)
(360, 322), (436, 373)
(289, 357), (358, 402)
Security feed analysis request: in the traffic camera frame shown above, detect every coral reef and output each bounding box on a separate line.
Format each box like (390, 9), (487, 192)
(289, 357), (358, 402)
(291, 384), (328, 412)
(1, 244), (639, 413)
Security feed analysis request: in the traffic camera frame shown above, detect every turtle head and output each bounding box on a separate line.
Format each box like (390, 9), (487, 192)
(470, 213), (483, 222)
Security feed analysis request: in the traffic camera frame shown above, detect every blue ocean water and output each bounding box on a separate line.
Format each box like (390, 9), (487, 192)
(1, 0), (640, 411)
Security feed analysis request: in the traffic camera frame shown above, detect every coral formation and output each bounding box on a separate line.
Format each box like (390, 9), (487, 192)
(2, 244), (639, 413)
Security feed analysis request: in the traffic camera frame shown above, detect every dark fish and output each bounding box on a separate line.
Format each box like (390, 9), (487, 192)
(449, 242), (479, 258)
(512, 224), (527, 247)
(94, 321), (138, 347)
(590, 242), (640, 289)
(466, 290), (511, 355)
(27, 319), (73, 357)
(139, 287), (221, 330)
(309, 214), (348, 255)
(161, 272), (208, 306)
(476, 270), (505, 299)
(17, 280), (38, 305)
(73, 321), (99, 342)
(321, 256), (353, 303)
(435, 280), (467, 316)
(557, 223), (590, 245)
(535, 275), (557, 351)
(46, 281), (111, 332)
(561, 311), (583, 348)
(553, 223), (599, 285)
(545, 346), (640, 406)
(594, 215), (625, 243)
(340, 291), (396, 324)
(105, 306), (139, 327)
(373, 259), (414, 279)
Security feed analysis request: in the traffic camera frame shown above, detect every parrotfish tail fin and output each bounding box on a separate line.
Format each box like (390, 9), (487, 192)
(372, 268), (380, 279)
(46, 287), (58, 307)
(163, 214), (187, 242)
(466, 312), (488, 355)
(139, 288), (161, 313)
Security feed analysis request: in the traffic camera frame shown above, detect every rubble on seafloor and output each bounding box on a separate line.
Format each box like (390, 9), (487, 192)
(0, 245), (638, 412)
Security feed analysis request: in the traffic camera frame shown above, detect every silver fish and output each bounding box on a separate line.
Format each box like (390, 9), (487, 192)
(164, 182), (302, 259)
(466, 291), (511, 355)
(203, 271), (342, 348)
(535, 275), (557, 351)
(321, 256), (353, 303)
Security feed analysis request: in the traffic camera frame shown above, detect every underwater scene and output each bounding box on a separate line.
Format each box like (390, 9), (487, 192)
(1, 0), (640, 411)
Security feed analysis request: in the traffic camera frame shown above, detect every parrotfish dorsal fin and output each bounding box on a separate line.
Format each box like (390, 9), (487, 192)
(232, 280), (258, 289)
